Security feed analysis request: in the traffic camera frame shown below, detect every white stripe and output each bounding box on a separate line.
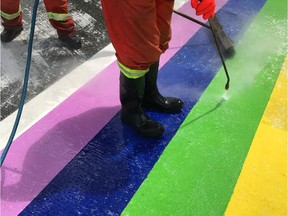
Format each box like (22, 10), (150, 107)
(0, 44), (116, 151)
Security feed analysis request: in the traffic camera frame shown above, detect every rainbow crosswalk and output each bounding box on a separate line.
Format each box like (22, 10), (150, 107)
(1, 0), (287, 215)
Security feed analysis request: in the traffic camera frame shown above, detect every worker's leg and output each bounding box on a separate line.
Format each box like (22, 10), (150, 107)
(101, 0), (165, 137)
(156, 0), (174, 52)
(43, 0), (75, 36)
(1, 0), (22, 28)
(101, 0), (163, 73)
(0, 0), (23, 42)
(142, 0), (184, 113)
(143, 61), (184, 113)
(43, 0), (81, 49)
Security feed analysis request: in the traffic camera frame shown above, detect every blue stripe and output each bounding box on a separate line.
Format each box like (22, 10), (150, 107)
(20, 0), (267, 215)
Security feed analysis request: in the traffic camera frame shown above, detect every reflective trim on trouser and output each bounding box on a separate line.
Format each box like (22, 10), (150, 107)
(101, 0), (174, 70)
(118, 61), (149, 79)
(0, 5), (21, 20)
(0, 1), (23, 28)
(0, 0), (75, 35)
(47, 12), (69, 21)
(43, 0), (75, 37)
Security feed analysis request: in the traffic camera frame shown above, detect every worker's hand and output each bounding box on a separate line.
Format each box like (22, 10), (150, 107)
(191, 0), (216, 20)
(191, 0), (199, 9)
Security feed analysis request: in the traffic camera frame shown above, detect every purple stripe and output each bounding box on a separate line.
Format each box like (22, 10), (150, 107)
(0, 1), (228, 215)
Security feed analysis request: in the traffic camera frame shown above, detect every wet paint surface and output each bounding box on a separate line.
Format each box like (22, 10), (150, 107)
(1, 0), (286, 215)
(17, 0), (272, 215)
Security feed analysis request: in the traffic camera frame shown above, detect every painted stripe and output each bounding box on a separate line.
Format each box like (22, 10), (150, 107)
(1, 1), (233, 215)
(18, 0), (269, 215)
(122, 0), (287, 214)
(0, 44), (116, 151)
(225, 56), (287, 216)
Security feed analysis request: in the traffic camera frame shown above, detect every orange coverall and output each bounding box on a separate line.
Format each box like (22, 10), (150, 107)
(101, 0), (174, 78)
(0, 0), (76, 37)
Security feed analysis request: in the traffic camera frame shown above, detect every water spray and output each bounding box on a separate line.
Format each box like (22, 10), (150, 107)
(222, 90), (229, 101)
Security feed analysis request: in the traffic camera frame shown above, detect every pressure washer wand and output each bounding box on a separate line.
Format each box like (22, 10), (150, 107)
(173, 10), (231, 90)
(208, 18), (230, 90)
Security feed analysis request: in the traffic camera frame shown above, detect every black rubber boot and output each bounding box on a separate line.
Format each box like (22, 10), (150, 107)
(58, 35), (82, 50)
(120, 73), (165, 137)
(142, 61), (184, 113)
(1, 26), (23, 43)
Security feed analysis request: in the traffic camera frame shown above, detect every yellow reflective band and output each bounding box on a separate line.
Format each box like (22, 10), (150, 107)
(0, 6), (21, 20)
(118, 61), (148, 79)
(47, 12), (69, 21)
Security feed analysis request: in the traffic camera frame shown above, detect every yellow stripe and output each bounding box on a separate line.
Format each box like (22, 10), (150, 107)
(225, 56), (288, 216)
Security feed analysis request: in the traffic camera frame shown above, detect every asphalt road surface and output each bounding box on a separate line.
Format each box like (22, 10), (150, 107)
(1, 0), (110, 120)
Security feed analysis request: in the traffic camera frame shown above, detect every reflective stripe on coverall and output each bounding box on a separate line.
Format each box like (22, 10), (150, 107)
(0, 0), (76, 37)
(101, 0), (174, 78)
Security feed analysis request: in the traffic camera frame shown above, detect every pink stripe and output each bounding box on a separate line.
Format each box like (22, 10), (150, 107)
(0, 2), (227, 215)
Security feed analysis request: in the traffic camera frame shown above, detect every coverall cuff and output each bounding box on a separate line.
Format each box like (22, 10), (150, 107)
(118, 61), (149, 79)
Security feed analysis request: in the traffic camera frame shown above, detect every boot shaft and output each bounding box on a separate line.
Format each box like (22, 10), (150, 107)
(120, 73), (145, 112)
(119, 72), (165, 137)
(143, 61), (184, 113)
(145, 61), (159, 94)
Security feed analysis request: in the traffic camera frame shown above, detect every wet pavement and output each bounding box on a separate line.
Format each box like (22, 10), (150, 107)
(1, 0), (110, 120)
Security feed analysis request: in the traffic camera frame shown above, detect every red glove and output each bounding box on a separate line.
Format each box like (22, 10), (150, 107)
(191, 0), (216, 20)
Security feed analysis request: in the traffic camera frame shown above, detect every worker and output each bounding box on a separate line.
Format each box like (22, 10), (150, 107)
(100, 0), (216, 137)
(0, 0), (81, 49)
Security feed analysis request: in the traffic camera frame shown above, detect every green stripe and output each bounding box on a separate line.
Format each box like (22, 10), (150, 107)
(122, 0), (287, 215)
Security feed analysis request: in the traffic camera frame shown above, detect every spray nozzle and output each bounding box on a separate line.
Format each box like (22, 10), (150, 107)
(225, 82), (229, 90)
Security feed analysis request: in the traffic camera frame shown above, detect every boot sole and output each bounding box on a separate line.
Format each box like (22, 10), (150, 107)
(142, 103), (184, 114)
(121, 115), (165, 138)
(136, 127), (165, 138)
